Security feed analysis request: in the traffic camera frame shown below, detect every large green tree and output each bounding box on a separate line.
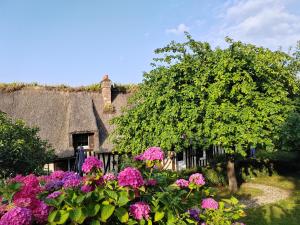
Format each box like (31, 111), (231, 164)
(0, 112), (55, 178)
(111, 35), (300, 191)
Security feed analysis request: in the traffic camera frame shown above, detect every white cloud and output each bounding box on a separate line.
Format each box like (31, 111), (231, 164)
(218, 0), (300, 49)
(166, 23), (190, 35)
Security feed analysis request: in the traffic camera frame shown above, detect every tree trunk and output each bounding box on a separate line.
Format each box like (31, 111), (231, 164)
(227, 159), (238, 193)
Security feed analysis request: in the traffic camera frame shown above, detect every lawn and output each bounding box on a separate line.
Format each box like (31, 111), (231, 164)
(242, 172), (300, 225)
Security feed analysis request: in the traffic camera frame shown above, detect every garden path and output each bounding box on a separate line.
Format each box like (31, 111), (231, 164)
(240, 183), (291, 208)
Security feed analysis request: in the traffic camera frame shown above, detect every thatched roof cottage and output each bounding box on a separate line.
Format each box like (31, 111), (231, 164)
(0, 75), (132, 171)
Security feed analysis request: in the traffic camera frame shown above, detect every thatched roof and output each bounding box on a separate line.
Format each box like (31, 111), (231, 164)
(0, 87), (131, 158)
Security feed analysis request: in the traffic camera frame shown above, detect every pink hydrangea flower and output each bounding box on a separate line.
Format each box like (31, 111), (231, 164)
(201, 198), (219, 210)
(32, 201), (49, 224)
(63, 178), (81, 189)
(81, 185), (95, 193)
(0, 204), (7, 217)
(189, 173), (205, 186)
(13, 198), (33, 208)
(13, 175), (42, 200)
(145, 179), (157, 186)
(129, 202), (150, 220)
(142, 147), (164, 161)
(0, 207), (32, 225)
(118, 167), (144, 189)
(82, 157), (104, 173)
(49, 170), (66, 180)
(175, 179), (189, 188)
(47, 191), (62, 199)
(103, 173), (116, 182)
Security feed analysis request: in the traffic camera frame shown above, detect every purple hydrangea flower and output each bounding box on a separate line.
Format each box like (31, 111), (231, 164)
(47, 191), (62, 199)
(188, 208), (201, 222)
(175, 179), (189, 188)
(61, 172), (80, 183)
(0, 207), (32, 225)
(63, 178), (81, 189)
(45, 180), (64, 191)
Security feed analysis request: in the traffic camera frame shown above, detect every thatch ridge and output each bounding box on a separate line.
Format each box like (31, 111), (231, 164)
(0, 82), (139, 93)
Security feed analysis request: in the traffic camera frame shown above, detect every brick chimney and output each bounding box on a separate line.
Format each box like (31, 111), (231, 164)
(101, 74), (112, 105)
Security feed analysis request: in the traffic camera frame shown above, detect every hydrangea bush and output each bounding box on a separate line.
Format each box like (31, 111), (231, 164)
(0, 147), (246, 225)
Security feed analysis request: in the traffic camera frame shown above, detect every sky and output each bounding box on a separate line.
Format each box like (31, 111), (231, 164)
(0, 0), (300, 86)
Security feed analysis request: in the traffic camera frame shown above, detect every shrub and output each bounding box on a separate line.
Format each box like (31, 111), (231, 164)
(0, 113), (55, 178)
(0, 147), (246, 224)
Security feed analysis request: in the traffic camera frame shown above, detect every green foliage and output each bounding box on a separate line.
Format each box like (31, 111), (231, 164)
(0, 112), (55, 178)
(278, 98), (300, 152)
(0, 180), (22, 203)
(110, 35), (300, 157)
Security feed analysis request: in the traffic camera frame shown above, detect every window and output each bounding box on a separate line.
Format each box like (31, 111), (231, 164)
(72, 133), (94, 149)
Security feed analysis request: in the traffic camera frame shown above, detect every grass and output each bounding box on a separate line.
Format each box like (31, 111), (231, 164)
(242, 172), (300, 225)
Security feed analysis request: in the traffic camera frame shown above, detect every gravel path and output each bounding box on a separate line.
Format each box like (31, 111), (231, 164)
(240, 183), (291, 208)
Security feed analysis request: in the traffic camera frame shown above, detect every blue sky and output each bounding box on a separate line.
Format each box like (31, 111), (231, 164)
(0, 0), (300, 86)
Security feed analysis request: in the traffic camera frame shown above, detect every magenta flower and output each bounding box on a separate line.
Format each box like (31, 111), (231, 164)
(0, 207), (32, 225)
(82, 157), (104, 173)
(50, 170), (66, 180)
(201, 198), (219, 210)
(175, 179), (189, 188)
(118, 167), (144, 189)
(63, 178), (81, 189)
(32, 201), (50, 224)
(103, 173), (116, 182)
(189, 173), (205, 186)
(81, 185), (95, 193)
(142, 147), (164, 161)
(47, 191), (62, 199)
(129, 202), (150, 220)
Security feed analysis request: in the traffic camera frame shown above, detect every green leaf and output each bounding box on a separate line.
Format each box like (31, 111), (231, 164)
(90, 220), (101, 225)
(117, 191), (130, 206)
(105, 190), (118, 201)
(50, 210), (69, 224)
(115, 207), (129, 223)
(48, 210), (58, 223)
(69, 208), (85, 224)
(100, 204), (115, 222)
(83, 203), (101, 217)
(154, 211), (165, 222)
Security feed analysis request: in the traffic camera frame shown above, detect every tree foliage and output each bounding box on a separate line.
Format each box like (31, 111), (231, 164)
(0, 112), (55, 177)
(110, 35), (300, 156)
